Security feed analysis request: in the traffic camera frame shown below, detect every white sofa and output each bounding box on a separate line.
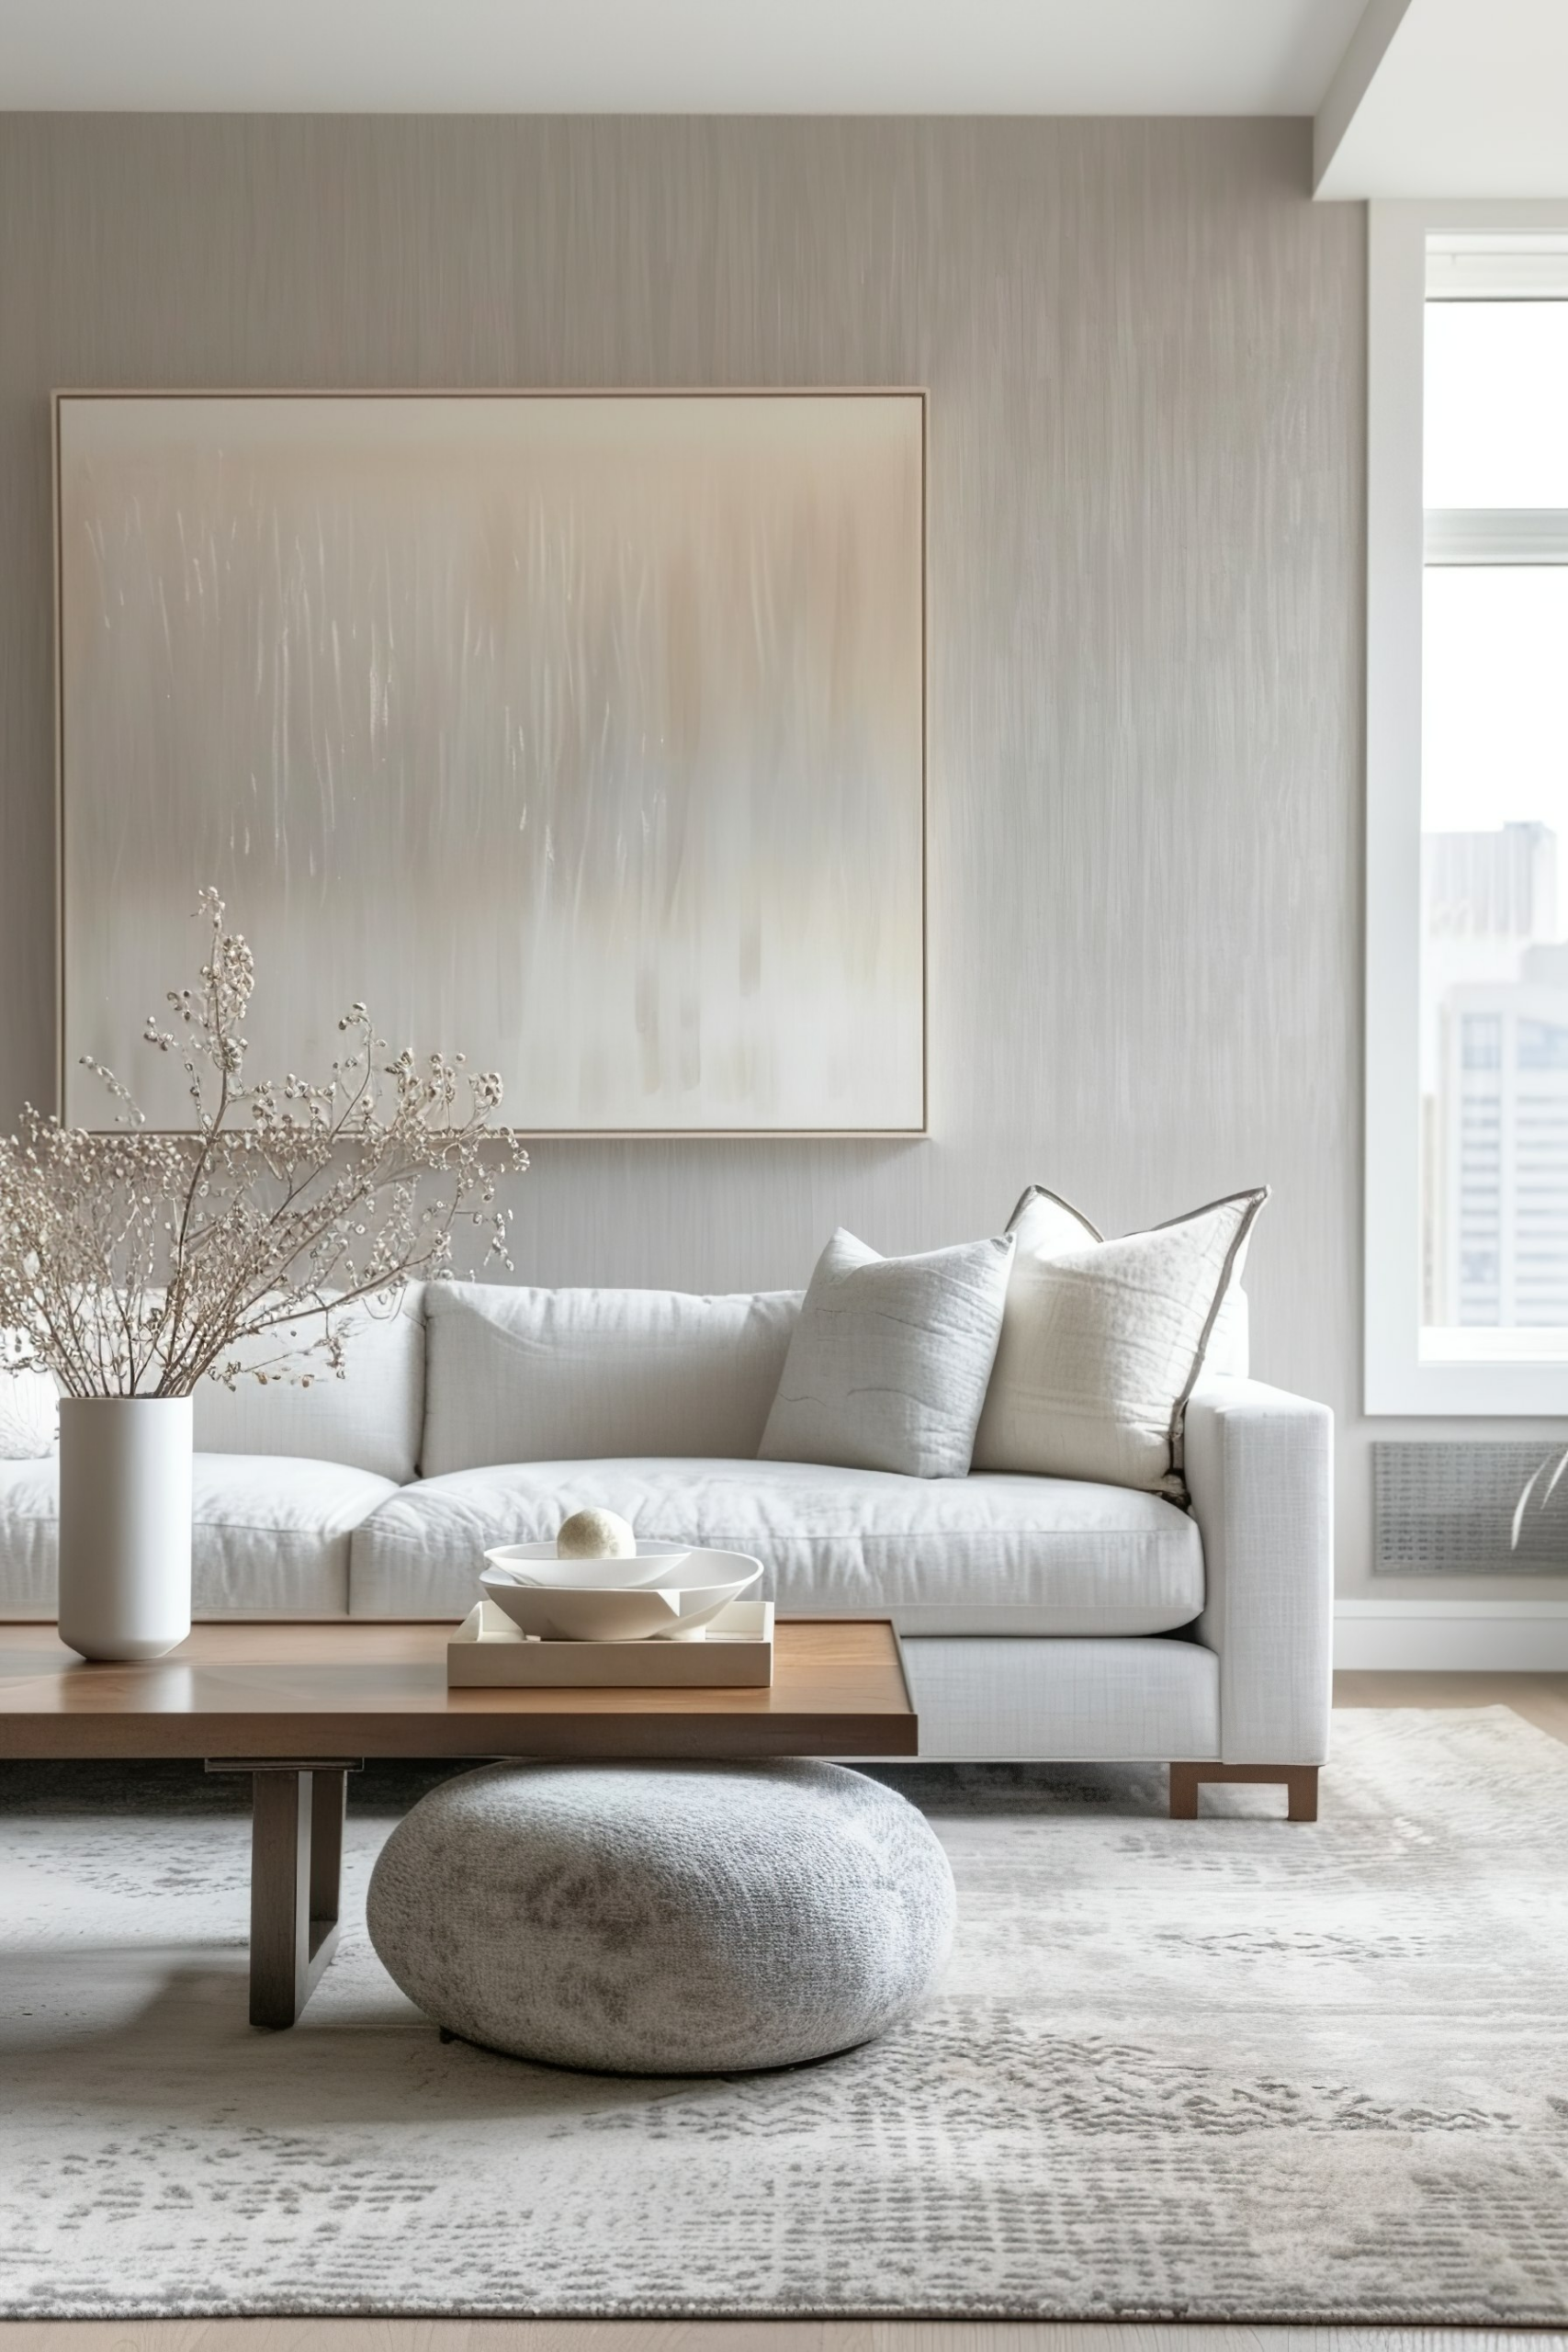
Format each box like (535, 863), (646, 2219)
(0, 1280), (1334, 1773)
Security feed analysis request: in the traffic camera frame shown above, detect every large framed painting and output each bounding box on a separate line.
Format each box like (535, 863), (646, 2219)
(54, 390), (925, 1135)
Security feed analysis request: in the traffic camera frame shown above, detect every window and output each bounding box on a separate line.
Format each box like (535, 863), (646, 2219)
(1367, 207), (1568, 1413)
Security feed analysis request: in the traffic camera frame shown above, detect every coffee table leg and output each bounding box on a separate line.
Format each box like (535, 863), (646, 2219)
(309, 1766), (346, 1943)
(252, 1769), (349, 2028)
(206, 1758), (360, 2029)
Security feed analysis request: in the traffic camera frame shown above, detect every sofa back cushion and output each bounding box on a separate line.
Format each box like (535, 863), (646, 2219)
(422, 1283), (800, 1475)
(192, 1290), (425, 1484)
(0, 1365), (58, 1458)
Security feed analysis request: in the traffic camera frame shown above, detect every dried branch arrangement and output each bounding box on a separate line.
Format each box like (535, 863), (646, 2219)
(0, 890), (525, 1397)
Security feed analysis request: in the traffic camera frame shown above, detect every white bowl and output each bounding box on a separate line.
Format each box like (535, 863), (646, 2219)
(483, 1540), (691, 1590)
(479, 1552), (761, 1643)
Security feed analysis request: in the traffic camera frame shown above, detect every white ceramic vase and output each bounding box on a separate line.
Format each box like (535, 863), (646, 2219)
(57, 1396), (193, 1661)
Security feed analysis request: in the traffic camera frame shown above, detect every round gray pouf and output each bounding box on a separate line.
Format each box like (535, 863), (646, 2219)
(367, 1758), (955, 2075)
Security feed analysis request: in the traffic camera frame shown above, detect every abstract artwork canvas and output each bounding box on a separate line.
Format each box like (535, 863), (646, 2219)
(55, 391), (925, 1133)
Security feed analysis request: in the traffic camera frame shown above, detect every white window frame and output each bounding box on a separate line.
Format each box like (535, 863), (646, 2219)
(1365, 199), (1568, 1415)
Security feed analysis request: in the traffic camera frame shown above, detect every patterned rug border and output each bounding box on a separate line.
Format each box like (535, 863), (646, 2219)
(18, 2299), (1568, 2326)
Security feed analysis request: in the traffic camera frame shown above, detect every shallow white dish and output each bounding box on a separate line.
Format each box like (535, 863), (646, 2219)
(478, 1550), (761, 1643)
(483, 1540), (691, 1590)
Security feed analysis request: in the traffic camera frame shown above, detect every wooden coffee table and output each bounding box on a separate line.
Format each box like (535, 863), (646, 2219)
(0, 1617), (915, 2030)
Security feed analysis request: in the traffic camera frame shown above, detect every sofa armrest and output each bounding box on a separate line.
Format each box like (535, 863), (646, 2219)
(1185, 1375), (1334, 1766)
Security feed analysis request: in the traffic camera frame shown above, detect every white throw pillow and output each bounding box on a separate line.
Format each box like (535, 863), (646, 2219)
(759, 1227), (1015, 1480)
(971, 1184), (1268, 1498)
(987, 1185), (1253, 1377)
(0, 1367), (59, 1459)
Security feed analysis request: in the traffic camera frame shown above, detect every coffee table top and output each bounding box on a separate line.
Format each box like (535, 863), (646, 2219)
(0, 1618), (916, 1761)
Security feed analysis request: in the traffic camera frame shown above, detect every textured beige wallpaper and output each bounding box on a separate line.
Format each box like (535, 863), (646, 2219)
(0, 112), (1486, 1594)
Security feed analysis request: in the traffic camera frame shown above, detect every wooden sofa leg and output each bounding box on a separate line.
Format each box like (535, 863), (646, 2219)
(1168, 1763), (1319, 1822)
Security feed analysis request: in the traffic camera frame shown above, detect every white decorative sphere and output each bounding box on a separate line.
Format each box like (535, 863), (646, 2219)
(556, 1507), (637, 1561)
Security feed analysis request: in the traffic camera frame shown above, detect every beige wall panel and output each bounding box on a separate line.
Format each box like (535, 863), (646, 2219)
(0, 114), (1430, 1589)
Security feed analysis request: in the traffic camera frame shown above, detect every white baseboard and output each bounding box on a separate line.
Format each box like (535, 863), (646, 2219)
(1336, 1597), (1568, 1670)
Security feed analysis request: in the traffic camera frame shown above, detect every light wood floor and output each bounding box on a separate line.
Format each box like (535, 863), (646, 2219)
(6, 1676), (1566, 2352)
(1332, 1667), (1568, 1747)
(3, 2319), (1565, 2352)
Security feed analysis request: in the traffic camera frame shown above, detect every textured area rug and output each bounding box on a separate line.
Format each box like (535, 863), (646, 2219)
(3, 1709), (1568, 2323)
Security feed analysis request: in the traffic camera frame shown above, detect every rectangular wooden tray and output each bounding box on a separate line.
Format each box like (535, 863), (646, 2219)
(446, 1596), (775, 1689)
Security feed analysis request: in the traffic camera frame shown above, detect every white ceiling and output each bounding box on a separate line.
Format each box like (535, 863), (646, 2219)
(0, 0), (1370, 117)
(1, 0), (1562, 202)
(1315, 0), (1568, 196)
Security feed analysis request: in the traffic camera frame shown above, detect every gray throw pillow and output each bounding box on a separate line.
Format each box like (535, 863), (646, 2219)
(758, 1227), (1016, 1479)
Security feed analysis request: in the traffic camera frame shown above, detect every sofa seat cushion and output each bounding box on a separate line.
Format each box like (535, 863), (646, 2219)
(0, 1453), (396, 1619)
(0, 1459), (57, 1615)
(349, 1458), (1203, 1634)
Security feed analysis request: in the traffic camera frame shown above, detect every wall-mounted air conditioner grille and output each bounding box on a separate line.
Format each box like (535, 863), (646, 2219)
(1373, 1442), (1568, 1575)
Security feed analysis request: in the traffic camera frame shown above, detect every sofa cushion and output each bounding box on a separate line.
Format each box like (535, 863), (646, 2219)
(421, 1284), (801, 1476)
(759, 1227), (1014, 1479)
(1206, 1284), (1249, 1378)
(191, 1291), (424, 1484)
(985, 1185), (1252, 1384)
(0, 1459), (57, 1611)
(0, 1453), (396, 1619)
(349, 1457), (1203, 1635)
(0, 1367), (58, 1459)
(973, 1187), (1268, 1498)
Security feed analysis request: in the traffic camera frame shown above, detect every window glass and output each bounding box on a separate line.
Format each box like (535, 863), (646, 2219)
(1421, 576), (1568, 1343)
(1425, 302), (1568, 507)
(1419, 297), (1568, 1360)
